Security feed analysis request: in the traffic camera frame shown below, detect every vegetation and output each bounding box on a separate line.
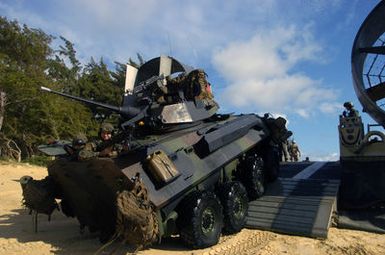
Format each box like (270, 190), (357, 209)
(0, 16), (132, 162)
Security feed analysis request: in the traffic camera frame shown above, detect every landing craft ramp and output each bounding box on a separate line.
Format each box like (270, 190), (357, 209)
(246, 161), (340, 238)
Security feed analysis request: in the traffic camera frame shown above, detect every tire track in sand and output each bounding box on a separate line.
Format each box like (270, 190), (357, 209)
(195, 229), (275, 255)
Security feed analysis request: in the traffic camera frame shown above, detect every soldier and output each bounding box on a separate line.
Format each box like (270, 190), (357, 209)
(343, 101), (360, 118)
(99, 123), (114, 142)
(289, 140), (301, 162)
(281, 139), (290, 162)
(72, 133), (88, 151)
(69, 133), (97, 160)
(162, 69), (214, 103)
(96, 122), (120, 157)
(187, 69), (214, 100)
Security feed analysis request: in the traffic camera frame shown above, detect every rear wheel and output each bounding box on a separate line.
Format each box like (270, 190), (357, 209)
(239, 154), (265, 200)
(218, 181), (248, 233)
(177, 190), (223, 248)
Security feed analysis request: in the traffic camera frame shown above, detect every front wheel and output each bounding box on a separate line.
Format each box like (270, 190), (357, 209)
(177, 190), (223, 248)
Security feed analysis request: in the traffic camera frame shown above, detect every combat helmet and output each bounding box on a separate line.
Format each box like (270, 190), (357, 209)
(100, 123), (114, 133)
(72, 133), (88, 148)
(343, 101), (353, 109)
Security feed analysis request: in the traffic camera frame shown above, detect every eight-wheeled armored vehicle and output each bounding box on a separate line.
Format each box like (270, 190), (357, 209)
(22, 56), (291, 249)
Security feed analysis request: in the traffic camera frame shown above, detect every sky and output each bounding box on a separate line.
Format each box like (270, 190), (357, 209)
(0, 0), (382, 161)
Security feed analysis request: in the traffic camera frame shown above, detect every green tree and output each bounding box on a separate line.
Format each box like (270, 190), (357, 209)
(79, 57), (123, 106)
(47, 36), (82, 94)
(0, 17), (144, 161)
(45, 36), (98, 138)
(110, 61), (127, 89)
(0, 17), (53, 159)
(0, 17), (97, 160)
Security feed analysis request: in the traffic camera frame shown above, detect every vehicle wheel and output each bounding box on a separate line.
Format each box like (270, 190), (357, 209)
(264, 145), (280, 182)
(177, 190), (223, 248)
(218, 181), (248, 234)
(239, 154), (265, 200)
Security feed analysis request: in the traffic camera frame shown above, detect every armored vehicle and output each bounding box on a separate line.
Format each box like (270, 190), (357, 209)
(23, 56), (291, 249)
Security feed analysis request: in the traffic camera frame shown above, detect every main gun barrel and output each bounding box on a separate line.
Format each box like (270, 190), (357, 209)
(41, 86), (141, 118)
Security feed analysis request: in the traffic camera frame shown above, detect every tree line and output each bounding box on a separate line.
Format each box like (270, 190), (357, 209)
(0, 17), (139, 161)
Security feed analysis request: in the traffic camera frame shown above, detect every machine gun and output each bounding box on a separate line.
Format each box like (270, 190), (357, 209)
(132, 74), (164, 94)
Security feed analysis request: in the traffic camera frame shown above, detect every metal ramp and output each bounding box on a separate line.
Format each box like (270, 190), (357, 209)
(246, 178), (340, 238)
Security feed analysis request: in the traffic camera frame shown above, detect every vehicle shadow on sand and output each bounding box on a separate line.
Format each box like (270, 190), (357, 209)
(0, 209), (193, 255)
(0, 208), (111, 255)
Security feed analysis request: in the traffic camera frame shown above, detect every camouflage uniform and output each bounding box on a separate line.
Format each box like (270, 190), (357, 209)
(289, 141), (301, 162)
(159, 69), (214, 104)
(185, 69), (213, 100)
(71, 133), (97, 160)
(281, 140), (290, 162)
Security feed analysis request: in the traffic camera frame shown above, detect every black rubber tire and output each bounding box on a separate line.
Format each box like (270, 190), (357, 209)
(239, 154), (265, 200)
(263, 146), (280, 182)
(177, 190), (223, 248)
(218, 181), (249, 234)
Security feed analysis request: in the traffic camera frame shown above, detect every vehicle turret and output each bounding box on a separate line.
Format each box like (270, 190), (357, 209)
(41, 56), (219, 130)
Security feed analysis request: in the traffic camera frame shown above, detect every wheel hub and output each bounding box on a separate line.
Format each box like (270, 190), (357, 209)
(201, 207), (215, 234)
(233, 197), (245, 219)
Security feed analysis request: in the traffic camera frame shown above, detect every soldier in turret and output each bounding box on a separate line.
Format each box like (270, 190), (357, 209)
(343, 101), (360, 118)
(157, 69), (215, 104)
(99, 123), (114, 142)
(96, 122), (121, 157)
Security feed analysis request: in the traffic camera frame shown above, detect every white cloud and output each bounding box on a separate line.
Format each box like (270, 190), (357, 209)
(1, 0), (344, 118)
(0, 0), (344, 65)
(295, 109), (310, 118)
(319, 102), (343, 115)
(213, 26), (338, 118)
(0, 1), (47, 28)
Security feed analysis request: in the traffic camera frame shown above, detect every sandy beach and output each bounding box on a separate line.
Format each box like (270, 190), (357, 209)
(1, 161), (385, 255)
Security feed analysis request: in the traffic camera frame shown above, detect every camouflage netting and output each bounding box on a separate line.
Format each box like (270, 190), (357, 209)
(115, 177), (159, 248)
(156, 69), (214, 104)
(20, 176), (58, 218)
